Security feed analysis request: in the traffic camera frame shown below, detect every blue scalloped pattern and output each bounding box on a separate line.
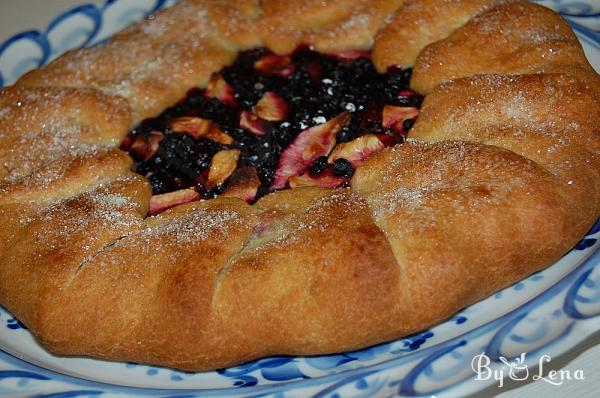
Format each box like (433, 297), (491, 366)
(0, 1), (599, 397)
(0, 0), (179, 87)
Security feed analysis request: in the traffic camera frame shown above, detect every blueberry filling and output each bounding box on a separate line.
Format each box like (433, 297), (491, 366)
(310, 156), (329, 176)
(332, 158), (355, 178)
(121, 47), (421, 213)
(403, 119), (415, 132)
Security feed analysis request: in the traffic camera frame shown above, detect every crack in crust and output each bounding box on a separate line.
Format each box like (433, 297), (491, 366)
(74, 235), (131, 277)
(0, 0), (598, 370)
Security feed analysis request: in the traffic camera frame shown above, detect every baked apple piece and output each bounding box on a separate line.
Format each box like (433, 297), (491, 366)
(207, 149), (240, 189)
(205, 73), (236, 106)
(254, 53), (294, 77)
(148, 188), (200, 216)
(272, 112), (351, 189)
(289, 169), (344, 188)
(222, 166), (261, 202)
(240, 110), (268, 136)
(328, 134), (386, 167)
(254, 91), (288, 121)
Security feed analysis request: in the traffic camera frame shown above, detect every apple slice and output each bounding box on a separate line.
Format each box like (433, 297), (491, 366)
(170, 116), (211, 139)
(129, 135), (148, 160)
(272, 112), (351, 189)
(397, 89), (416, 98)
(240, 110), (267, 136)
(289, 169), (344, 189)
(382, 105), (419, 129)
(254, 92), (288, 122)
(274, 64), (296, 78)
(129, 131), (164, 161)
(205, 73), (236, 106)
(206, 124), (234, 145)
(207, 149), (240, 189)
(146, 131), (165, 159)
(222, 166), (261, 203)
(171, 117), (234, 145)
(148, 188), (200, 216)
(327, 134), (385, 167)
(254, 54), (292, 74)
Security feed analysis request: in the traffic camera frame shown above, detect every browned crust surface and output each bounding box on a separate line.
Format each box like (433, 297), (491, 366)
(353, 140), (583, 319)
(16, 1), (239, 124)
(372, 0), (514, 72)
(0, 0), (598, 371)
(409, 2), (600, 93)
(0, 86), (132, 179)
(258, 0), (406, 54)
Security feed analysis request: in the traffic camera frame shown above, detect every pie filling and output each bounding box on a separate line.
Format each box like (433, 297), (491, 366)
(120, 47), (422, 215)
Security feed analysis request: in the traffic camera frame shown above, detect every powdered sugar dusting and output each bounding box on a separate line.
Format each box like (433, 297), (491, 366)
(324, 13), (371, 38)
(373, 181), (506, 222)
(249, 189), (365, 251)
(0, 87), (126, 183)
(355, 141), (539, 223)
(414, 2), (585, 85)
(24, 181), (144, 242)
(154, 208), (240, 244)
(418, 74), (593, 148)
(3, 127), (102, 184)
(27, 0), (232, 120)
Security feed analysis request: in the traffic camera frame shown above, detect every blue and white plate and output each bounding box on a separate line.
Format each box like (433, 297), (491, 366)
(0, 1), (599, 397)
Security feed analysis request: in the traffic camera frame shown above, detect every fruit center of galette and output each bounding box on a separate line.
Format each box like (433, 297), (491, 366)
(121, 47), (422, 215)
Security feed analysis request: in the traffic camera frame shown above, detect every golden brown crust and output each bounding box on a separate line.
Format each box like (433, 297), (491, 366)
(409, 73), (600, 232)
(352, 140), (583, 323)
(0, 86), (131, 179)
(0, 0), (598, 371)
(410, 2), (599, 93)
(214, 189), (402, 359)
(0, 175), (150, 329)
(258, 0), (405, 54)
(202, 0), (263, 49)
(372, 0), (513, 72)
(36, 197), (259, 368)
(16, 1), (238, 123)
(411, 73), (600, 153)
(0, 150), (135, 205)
